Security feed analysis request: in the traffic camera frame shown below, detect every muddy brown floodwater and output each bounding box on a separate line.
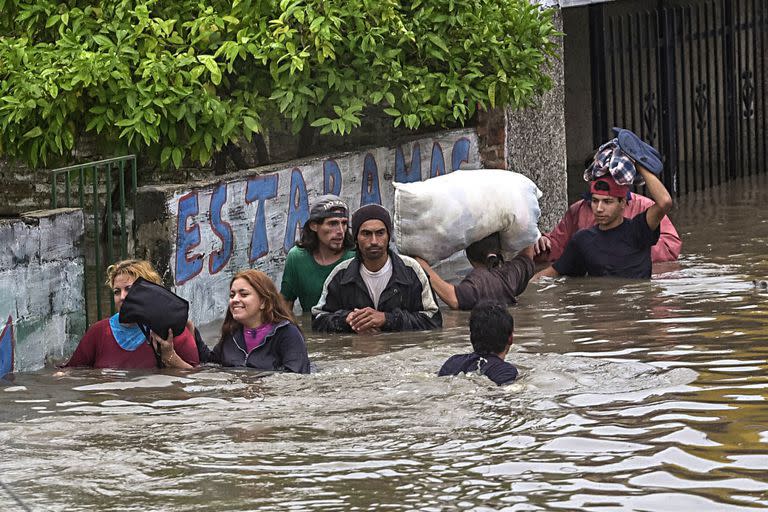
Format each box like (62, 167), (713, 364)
(1, 175), (767, 511)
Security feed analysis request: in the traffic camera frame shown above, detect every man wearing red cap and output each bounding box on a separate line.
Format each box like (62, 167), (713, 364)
(533, 165), (673, 280)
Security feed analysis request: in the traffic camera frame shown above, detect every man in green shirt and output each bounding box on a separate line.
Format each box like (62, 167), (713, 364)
(281, 195), (356, 312)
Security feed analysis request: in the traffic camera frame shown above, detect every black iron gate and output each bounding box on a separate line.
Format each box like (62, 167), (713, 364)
(590, 0), (767, 196)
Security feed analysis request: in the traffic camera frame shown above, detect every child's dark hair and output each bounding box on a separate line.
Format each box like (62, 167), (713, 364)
(465, 232), (503, 269)
(469, 302), (514, 355)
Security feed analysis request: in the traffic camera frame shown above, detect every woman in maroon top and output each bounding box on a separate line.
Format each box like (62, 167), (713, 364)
(64, 260), (199, 369)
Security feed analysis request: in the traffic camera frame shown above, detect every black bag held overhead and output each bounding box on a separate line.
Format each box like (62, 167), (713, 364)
(118, 277), (189, 340)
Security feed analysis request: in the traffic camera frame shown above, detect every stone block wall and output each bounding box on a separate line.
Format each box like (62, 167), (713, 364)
(0, 209), (86, 374)
(135, 129), (482, 325)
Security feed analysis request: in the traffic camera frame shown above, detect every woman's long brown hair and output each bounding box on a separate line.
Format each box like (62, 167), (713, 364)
(219, 269), (297, 342)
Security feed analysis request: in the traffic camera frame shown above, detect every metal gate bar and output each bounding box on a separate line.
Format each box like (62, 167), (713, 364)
(50, 155), (137, 325)
(591, 0), (767, 196)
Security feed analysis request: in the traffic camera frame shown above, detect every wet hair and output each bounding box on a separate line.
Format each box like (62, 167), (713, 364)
(220, 269), (297, 341)
(105, 259), (162, 288)
(469, 302), (514, 355)
(295, 218), (355, 253)
(465, 233), (504, 269)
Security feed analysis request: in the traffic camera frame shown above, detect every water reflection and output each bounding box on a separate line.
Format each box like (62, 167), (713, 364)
(2, 176), (768, 511)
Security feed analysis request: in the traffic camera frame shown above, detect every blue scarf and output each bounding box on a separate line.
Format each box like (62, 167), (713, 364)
(109, 313), (147, 351)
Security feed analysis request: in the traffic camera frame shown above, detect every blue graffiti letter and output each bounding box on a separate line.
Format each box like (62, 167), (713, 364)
(209, 183), (233, 275)
(451, 137), (471, 171)
(284, 169), (310, 252)
(0, 316), (14, 378)
(175, 192), (203, 285)
(395, 144), (422, 183)
(246, 174), (279, 262)
(360, 154), (382, 206)
(323, 160), (342, 195)
(429, 142), (446, 178)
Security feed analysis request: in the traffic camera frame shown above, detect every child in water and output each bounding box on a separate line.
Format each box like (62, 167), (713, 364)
(438, 302), (519, 386)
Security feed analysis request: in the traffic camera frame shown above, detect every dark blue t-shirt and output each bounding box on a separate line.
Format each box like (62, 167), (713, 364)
(438, 353), (518, 386)
(552, 211), (661, 279)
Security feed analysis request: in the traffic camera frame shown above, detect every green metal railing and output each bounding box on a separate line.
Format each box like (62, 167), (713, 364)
(50, 155), (137, 325)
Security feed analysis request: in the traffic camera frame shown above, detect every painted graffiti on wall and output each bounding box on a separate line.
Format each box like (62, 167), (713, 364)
(169, 129), (480, 324)
(0, 315), (14, 378)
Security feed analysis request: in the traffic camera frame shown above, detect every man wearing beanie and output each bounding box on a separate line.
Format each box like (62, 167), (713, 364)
(312, 204), (442, 333)
(533, 164), (673, 280)
(281, 194), (356, 312)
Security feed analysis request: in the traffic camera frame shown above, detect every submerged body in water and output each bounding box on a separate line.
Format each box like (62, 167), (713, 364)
(2, 175), (768, 510)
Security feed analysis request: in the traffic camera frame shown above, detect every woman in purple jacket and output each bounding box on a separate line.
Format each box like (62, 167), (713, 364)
(164, 270), (310, 373)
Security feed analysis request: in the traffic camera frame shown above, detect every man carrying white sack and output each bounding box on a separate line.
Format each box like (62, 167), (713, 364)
(415, 234), (536, 310)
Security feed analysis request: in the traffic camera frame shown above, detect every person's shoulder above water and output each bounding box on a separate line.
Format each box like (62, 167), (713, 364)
(284, 244), (310, 260)
(438, 352), (518, 386)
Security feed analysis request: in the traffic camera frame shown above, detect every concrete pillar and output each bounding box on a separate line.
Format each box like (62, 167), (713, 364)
(505, 7), (568, 232)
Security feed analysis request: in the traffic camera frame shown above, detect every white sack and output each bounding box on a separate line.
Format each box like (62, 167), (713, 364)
(393, 169), (542, 263)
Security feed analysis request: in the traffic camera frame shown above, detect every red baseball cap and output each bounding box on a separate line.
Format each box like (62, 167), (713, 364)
(590, 177), (630, 199)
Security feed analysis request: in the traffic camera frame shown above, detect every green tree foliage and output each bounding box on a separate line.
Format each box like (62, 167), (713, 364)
(0, 0), (559, 168)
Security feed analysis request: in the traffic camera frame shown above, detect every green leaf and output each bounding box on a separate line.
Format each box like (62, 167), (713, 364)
(310, 117), (332, 127)
(93, 35), (113, 47)
(426, 33), (449, 54)
(160, 146), (173, 164)
(243, 116), (260, 133)
(309, 16), (325, 32)
(23, 127), (43, 139)
(172, 148), (182, 168)
(199, 56), (222, 85)
(488, 81), (496, 108)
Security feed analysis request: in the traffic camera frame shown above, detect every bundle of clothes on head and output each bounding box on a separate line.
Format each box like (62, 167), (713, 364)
(584, 127), (663, 186)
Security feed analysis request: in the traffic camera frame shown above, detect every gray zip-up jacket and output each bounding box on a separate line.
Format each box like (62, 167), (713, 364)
(311, 251), (442, 332)
(198, 321), (310, 373)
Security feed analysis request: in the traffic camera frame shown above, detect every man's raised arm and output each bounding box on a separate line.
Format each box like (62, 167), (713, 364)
(637, 165), (673, 231)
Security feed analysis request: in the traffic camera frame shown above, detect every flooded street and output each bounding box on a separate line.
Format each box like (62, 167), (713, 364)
(2, 175), (767, 511)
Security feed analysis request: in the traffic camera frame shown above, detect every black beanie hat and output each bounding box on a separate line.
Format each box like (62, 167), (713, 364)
(351, 204), (392, 239)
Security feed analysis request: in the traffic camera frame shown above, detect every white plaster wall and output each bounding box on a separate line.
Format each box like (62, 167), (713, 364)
(165, 129), (481, 325)
(0, 209), (85, 372)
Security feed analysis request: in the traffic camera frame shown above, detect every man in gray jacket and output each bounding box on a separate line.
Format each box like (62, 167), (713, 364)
(312, 204), (442, 333)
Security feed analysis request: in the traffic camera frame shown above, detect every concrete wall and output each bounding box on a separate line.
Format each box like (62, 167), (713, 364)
(0, 209), (86, 375)
(135, 130), (483, 325)
(506, 8), (568, 231)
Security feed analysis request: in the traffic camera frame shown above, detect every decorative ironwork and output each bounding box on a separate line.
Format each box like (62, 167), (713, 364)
(694, 84), (709, 129)
(741, 70), (754, 119)
(591, 0), (766, 195)
(642, 91), (657, 144)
